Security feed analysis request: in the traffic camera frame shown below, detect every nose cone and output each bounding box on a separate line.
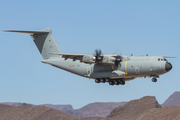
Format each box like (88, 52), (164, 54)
(165, 62), (172, 72)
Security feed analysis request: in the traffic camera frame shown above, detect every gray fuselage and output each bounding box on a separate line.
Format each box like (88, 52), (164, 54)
(6, 28), (173, 85)
(42, 55), (171, 81)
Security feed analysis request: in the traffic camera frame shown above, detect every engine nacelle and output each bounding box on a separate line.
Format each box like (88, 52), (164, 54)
(101, 56), (116, 65)
(81, 55), (95, 63)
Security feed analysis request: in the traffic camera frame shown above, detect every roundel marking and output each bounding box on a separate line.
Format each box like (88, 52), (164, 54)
(135, 67), (140, 74)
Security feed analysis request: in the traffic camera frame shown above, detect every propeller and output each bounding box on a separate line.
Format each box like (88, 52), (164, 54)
(94, 49), (103, 63)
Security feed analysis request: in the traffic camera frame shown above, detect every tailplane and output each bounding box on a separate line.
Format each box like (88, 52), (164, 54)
(4, 28), (62, 59)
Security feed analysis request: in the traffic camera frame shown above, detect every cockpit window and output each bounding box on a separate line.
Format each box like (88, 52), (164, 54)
(164, 59), (167, 61)
(158, 58), (168, 61)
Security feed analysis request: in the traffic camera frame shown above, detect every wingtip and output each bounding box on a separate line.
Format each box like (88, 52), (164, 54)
(163, 56), (177, 58)
(3, 30), (12, 32)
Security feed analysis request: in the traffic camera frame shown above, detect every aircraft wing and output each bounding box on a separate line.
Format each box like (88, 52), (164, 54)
(49, 53), (122, 65)
(49, 53), (84, 61)
(163, 56), (177, 58)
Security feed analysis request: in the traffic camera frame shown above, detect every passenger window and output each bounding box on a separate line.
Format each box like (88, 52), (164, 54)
(161, 59), (163, 61)
(164, 59), (167, 61)
(158, 58), (160, 61)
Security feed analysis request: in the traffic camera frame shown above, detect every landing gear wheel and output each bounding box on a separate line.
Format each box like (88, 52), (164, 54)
(114, 81), (120, 85)
(152, 78), (157, 82)
(105, 78), (109, 82)
(109, 81), (114, 85)
(100, 78), (105, 83)
(95, 79), (100, 83)
(119, 80), (125, 85)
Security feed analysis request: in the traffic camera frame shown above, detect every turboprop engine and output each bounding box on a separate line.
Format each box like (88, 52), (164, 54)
(81, 49), (122, 67)
(81, 55), (96, 63)
(101, 56), (116, 64)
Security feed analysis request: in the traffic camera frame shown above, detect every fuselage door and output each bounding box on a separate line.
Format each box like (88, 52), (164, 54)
(86, 66), (91, 75)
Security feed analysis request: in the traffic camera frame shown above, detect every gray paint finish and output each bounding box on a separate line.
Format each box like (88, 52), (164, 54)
(31, 28), (62, 59)
(5, 28), (174, 85)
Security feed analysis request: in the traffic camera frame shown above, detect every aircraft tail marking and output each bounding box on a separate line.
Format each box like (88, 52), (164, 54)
(4, 28), (62, 59)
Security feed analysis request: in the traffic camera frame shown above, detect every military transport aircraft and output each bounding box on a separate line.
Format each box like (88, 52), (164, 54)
(5, 28), (174, 85)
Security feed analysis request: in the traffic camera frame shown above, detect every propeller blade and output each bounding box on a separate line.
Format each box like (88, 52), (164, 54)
(94, 49), (103, 63)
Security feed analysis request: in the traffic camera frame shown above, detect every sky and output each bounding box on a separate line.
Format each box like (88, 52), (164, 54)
(0, 0), (180, 109)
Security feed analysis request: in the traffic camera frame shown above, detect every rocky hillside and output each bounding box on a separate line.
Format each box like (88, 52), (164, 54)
(0, 103), (79, 120)
(66, 102), (127, 118)
(1, 102), (73, 111)
(161, 91), (180, 107)
(1, 102), (33, 106)
(39, 104), (73, 111)
(103, 96), (161, 120)
(83, 96), (180, 120)
(1, 102), (127, 118)
(81, 117), (103, 120)
(136, 105), (180, 120)
(1, 95), (180, 120)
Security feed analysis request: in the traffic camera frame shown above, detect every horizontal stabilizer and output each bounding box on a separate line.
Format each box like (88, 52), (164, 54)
(4, 30), (49, 35)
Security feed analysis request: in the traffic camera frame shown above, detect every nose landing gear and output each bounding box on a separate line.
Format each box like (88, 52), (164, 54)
(151, 75), (159, 82)
(152, 78), (157, 82)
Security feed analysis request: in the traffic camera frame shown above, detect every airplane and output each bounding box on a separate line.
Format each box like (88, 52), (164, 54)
(4, 28), (174, 86)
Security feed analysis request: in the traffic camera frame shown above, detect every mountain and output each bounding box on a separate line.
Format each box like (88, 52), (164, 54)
(2, 94), (180, 120)
(0, 102), (73, 111)
(161, 91), (180, 107)
(0, 102), (127, 118)
(136, 105), (180, 120)
(83, 95), (180, 120)
(103, 96), (161, 120)
(39, 104), (73, 111)
(0, 102), (33, 106)
(0, 103), (79, 120)
(66, 102), (127, 118)
(81, 117), (103, 120)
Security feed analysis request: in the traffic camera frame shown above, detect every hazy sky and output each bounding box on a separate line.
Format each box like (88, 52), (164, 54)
(0, 0), (179, 109)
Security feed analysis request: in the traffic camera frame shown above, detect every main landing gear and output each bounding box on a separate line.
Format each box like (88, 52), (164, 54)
(95, 78), (125, 86)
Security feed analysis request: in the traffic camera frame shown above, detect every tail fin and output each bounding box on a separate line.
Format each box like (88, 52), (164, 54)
(5, 28), (62, 59)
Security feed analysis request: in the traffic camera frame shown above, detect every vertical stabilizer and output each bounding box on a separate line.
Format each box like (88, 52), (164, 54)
(5, 28), (62, 59)
(31, 28), (62, 59)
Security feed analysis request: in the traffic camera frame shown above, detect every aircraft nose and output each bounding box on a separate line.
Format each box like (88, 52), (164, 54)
(165, 62), (172, 72)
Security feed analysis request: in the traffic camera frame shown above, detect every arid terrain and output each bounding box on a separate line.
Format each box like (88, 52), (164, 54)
(161, 91), (180, 107)
(1, 91), (180, 120)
